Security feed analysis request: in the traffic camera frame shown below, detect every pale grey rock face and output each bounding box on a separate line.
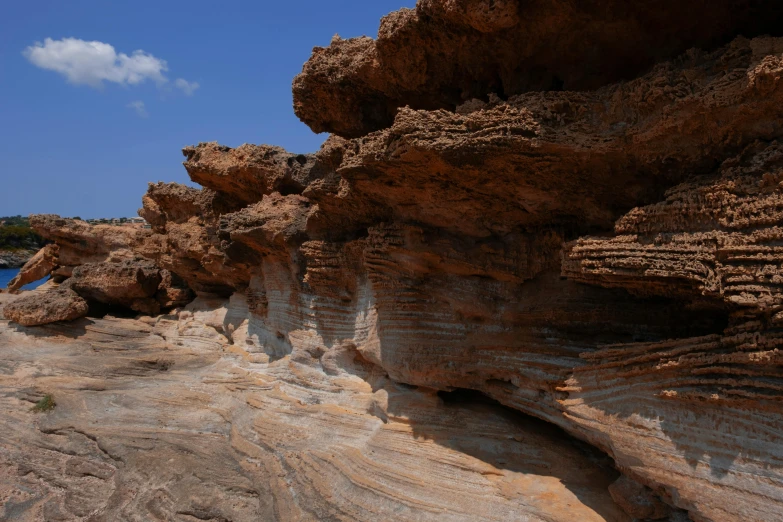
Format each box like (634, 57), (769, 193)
(0, 302), (629, 522)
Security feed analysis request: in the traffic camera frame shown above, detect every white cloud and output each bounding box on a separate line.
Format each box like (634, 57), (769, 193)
(24, 38), (166, 88)
(175, 78), (199, 96)
(127, 100), (148, 118)
(23, 37), (198, 95)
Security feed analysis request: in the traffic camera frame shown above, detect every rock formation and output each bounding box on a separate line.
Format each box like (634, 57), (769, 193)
(3, 1), (783, 520)
(6, 244), (57, 293)
(2, 280), (88, 326)
(0, 299), (632, 521)
(293, 0), (783, 137)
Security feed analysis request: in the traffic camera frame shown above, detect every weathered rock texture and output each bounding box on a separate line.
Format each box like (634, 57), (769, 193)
(3, 281), (88, 327)
(563, 141), (783, 309)
(293, 0), (783, 137)
(7, 244), (57, 293)
(4, 1), (783, 520)
(5, 217), (194, 322)
(0, 300), (630, 521)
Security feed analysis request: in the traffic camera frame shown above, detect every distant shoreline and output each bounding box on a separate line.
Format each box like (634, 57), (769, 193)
(0, 249), (35, 269)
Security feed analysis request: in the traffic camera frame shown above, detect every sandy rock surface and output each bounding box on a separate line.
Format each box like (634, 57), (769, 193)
(0, 304), (629, 521)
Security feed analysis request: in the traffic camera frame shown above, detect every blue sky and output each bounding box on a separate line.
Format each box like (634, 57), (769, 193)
(0, 0), (416, 219)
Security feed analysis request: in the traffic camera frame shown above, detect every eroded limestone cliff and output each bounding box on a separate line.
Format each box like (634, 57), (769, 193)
(3, 1), (783, 521)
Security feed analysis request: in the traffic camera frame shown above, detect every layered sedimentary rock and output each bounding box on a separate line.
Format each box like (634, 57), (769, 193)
(8, 217), (193, 321)
(0, 299), (632, 521)
(70, 259), (168, 316)
(305, 36), (783, 237)
(4, 1), (783, 520)
(182, 142), (326, 207)
(558, 141), (783, 521)
(563, 141), (783, 309)
(561, 320), (783, 522)
(28, 215), (150, 268)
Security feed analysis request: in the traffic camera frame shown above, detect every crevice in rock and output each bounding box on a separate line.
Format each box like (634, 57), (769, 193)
(437, 386), (695, 520)
(85, 301), (139, 319)
(437, 387), (615, 467)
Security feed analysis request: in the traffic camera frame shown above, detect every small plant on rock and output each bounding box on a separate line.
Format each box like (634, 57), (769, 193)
(31, 394), (56, 413)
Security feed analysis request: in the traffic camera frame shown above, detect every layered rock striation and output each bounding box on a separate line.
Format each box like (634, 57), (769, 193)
(0, 300), (632, 521)
(4, 1), (783, 520)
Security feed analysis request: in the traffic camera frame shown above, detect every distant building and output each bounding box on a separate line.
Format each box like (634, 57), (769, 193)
(85, 217), (149, 228)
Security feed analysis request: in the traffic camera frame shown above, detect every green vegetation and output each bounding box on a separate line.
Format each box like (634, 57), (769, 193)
(31, 394), (56, 413)
(0, 215), (44, 251)
(0, 215), (30, 227)
(0, 225), (44, 251)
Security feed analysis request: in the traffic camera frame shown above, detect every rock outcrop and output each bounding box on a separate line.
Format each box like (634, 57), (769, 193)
(563, 141), (783, 308)
(293, 0), (783, 137)
(4, 1), (783, 520)
(7, 244), (58, 293)
(70, 259), (163, 316)
(0, 302), (631, 522)
(3, 218), (193, 322)
(3, 281), (88, 326)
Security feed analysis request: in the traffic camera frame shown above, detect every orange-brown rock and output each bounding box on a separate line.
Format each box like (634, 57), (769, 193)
(293, 0), (783, 137)
(220, 193), (314, 258)
(29, 214), (151, 270)
(182, 142), (327, 207)
(155, 269), (195, 309)
(563, 141), (783, 310)
(558, 141), (783, 521)
(70, 259), (164, 315)
(138, 182), (235, 233)
(2, 281), (88, 326)
(7, 244), (58, 293)
(327, 37), (783, 236)
(135, 182), (269, 295)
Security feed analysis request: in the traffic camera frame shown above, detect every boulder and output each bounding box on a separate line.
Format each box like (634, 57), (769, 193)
(2, 281), (88, 326)
(70, 259), (164, 316)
